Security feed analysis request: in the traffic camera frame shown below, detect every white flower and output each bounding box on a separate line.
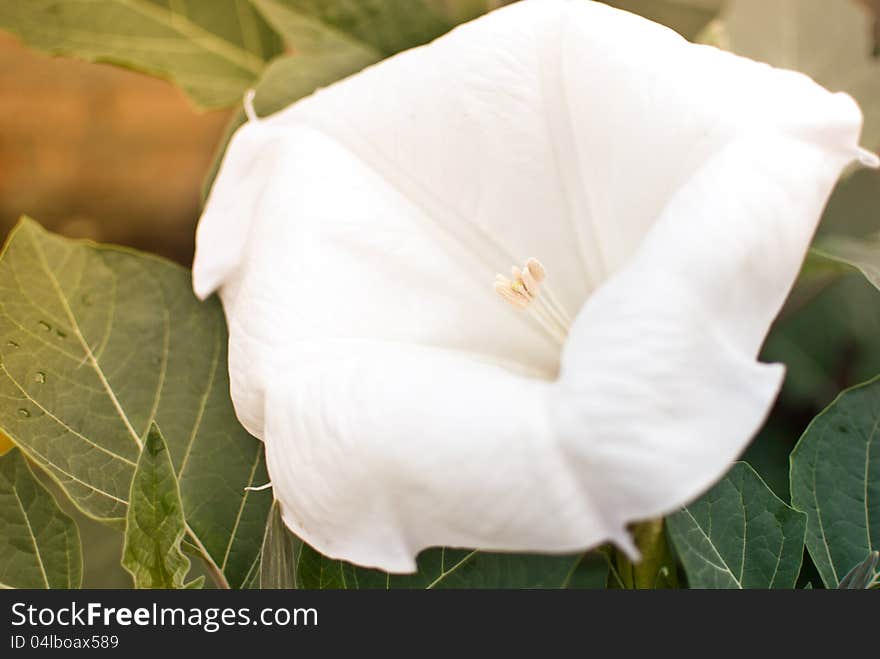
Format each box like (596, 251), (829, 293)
(193, 0), (873, 572)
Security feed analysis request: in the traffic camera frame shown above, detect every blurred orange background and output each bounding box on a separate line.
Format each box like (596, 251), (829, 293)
(0, 32), (231, 266)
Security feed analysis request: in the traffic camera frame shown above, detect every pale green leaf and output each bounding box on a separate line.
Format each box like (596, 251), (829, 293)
(0, 0), (283, 108)
(0, 217), (269, 588)
(714, 0), (880, 151)
(791, 377), (880, 588)
(0, 448), (82, 589)
(667, 462), (806, 589)
(122, 423), (201, 589)
(811, 233), (880, 293)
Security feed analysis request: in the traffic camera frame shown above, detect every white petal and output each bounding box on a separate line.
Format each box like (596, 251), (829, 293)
(194, 0), (865, 571)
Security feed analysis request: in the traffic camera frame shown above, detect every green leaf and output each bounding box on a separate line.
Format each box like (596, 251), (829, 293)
(0, 448), (82, 589)
(791, 376), (880, 588)
(290, 541), (587, 589)
(0, 0), (283, 109)
(763, 274), (880, 409)
(257, 501), (297, 589)
(714, 0), (880, 152)
(251, 0), (469, 57)
(0, 217), (269, 589)
(564, 552), (610, 589)
(246, 0), (493, 115)
(122, 424), (202, 589)
(667, 462), (806, 589)
(811, 233), (880, 293)
(254, 501), (601, 589)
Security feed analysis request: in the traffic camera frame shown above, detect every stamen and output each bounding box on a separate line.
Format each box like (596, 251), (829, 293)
(494, 258), (572, 345)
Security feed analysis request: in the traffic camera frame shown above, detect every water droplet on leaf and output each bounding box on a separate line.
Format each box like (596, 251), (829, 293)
(17, 408), (31, 418)
(37, 321), (51, 331)
(34, 372), (46, 384)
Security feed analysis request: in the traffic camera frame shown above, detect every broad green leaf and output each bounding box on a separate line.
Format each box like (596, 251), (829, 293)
(291, 541), (587, 589)
(763, 274), (880, 409)
(791, 377), (880, 588)
(250, 47), (383, 117)
(714, 0), (880, 151)
(0, 217), (269, 589)
(742, 416), (799, 502)
(258, 500), (297, 589)
(667, 462), (806, 589)
(122, 424), (203, 589)
(251, 0), (475, 57)
(811, 233), (880, 293)
(564, 552), (609, 589)
(204, 0), (496, 199)
(0, 0), (283, 109)
(0, 448), (82, 589)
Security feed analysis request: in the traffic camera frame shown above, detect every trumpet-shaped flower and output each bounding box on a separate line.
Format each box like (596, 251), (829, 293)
(193, 0), (874, 572)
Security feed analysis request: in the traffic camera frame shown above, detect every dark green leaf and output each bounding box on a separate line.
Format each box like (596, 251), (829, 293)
(0, 0), (283, 108)
(763, 274), (880, 409)
(0, 448), (82, 589)
(791, 377), (880, 588)
(122, 424), (202, 589)
(811, 234), (880, 293)
(292, 541), (586, 589)
(564, 552), (609, 589)
(667, 462), (806, 589)
(0, 217), (269, 589)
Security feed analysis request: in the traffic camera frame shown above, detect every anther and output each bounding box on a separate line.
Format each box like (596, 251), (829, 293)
(494, 258), (570, 345)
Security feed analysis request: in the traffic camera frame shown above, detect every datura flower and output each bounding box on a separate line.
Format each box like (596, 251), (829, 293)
(193, 0), (877, 572)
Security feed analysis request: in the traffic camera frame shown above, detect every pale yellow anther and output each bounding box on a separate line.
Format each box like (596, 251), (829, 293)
(494, 257), (570, 346)
(520, 266), (539, 297)
(511, 278), (531, 300)
(525, 258), (545, 283)
(494, 277), (529, 310)
(497, 261), (542, 310)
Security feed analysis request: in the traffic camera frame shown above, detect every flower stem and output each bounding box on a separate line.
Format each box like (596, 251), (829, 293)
(614, 519), (678, 589)
(186, 524), (230, 590)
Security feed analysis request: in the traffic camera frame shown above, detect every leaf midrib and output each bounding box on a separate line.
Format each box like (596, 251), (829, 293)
(681, 508), (742, 589)
(27, 226), (144, 452)
(11, 483), (50, 589)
